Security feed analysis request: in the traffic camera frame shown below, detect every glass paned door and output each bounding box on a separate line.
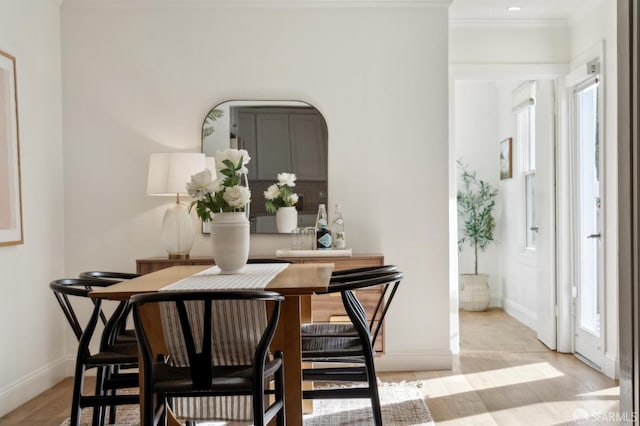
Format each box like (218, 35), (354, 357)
(573, 78), (603, 368)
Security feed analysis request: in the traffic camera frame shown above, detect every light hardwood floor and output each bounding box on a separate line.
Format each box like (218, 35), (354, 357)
(0, 309), (620, 425)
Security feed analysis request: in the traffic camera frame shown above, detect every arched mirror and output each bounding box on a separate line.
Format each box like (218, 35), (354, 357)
(202, 100), (328, 234)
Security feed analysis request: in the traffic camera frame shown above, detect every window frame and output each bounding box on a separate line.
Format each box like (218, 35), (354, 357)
(517, 102), (537, 253)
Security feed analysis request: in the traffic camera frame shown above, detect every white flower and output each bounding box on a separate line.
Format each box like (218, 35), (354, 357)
(223, 185), (251, 208)
(264, 184), (280, 200)
(287, 193), (299, 205)
(277, 172), (296, 187)
(186, 169), (218, 200)
(216, 148), (251, 175)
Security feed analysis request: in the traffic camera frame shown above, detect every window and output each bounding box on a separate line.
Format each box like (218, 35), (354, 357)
(517, 100), (536, 250)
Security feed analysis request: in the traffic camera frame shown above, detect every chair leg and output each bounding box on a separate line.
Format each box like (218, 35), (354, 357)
(253, 380), (266, 426)
(364, 356), (382, 426)
(108, 388), (117, 424)
(160, 394), (169, 426)
(369, 385), (383, 426)
(143, 379), (155, 426)
(107, 365), (119, 424)
(92, 366), (106, 426)
(70, 362), (86, 426)
(276, 363), (286, 426)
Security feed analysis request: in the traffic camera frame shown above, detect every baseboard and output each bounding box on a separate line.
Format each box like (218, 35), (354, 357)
(374, 349), (452, 372)
(502, 297), (537, 330)
(603, 352), (618, 380)
(0, 355), (75, 417)
(490, 294), (502, 307)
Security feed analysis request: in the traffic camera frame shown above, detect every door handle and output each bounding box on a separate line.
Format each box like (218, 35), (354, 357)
(530, 226), (539, 232)
(587, 233), (601, 239)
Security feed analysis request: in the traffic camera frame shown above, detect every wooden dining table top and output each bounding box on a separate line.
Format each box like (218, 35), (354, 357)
(89, 262), (334, 300)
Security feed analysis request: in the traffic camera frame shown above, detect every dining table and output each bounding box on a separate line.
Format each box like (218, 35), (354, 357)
(89, 262), (333, 426)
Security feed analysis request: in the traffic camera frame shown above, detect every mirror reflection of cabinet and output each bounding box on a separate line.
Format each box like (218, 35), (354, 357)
(232, 107), (327, 182)
(289, 114), (327, 181)
(202, 101), (328, 234)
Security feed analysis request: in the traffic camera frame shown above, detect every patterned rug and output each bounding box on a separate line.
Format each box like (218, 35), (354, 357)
(60, 382), (433, 425)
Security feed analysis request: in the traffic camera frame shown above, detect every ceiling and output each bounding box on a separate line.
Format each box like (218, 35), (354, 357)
(449, 0), (603, 21)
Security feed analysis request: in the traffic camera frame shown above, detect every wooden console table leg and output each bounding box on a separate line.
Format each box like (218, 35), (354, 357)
(271, 296), (304, 426)
(301, 295), (313, 414)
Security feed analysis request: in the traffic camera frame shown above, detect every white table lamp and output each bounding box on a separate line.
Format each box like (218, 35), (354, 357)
(147, 152), (207, 259)
(205, 156), (217, 178)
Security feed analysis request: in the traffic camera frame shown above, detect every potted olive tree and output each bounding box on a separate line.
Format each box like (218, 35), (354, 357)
(457, 160), (498, 311)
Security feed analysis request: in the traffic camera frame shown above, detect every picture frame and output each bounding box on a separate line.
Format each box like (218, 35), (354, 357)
(500, 137), (513, 180)
(0, 50), (23, 246)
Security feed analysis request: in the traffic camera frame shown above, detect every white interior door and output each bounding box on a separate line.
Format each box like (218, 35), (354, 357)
(535, 80), (557, 350)
(572, 75), (604, 369)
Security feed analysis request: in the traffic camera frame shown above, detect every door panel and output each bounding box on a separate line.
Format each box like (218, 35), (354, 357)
(535, 80), (557, 350)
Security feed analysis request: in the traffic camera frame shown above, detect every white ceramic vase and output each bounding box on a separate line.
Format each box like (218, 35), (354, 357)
(210, 212), (250, 274)
(276, 206), (298, 233)
(459, 273), (490, 311)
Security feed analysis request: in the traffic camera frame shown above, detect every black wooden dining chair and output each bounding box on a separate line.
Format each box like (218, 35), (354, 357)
(301, 269), (403, 426)
(131, 290), (286, 426)
(301, 265), (399, 346)
(49, 278), (139, 426)
(78, 270), (141, 424)
(78, 271), (140, 345)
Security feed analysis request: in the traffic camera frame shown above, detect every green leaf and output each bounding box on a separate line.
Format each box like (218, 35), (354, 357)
(222, 159), (236, 171)
(456, 159), (498, 273)
(202, 109), (224, 139)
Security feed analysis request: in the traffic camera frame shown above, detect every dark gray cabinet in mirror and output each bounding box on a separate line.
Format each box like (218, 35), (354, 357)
(202, 100), (328, 234)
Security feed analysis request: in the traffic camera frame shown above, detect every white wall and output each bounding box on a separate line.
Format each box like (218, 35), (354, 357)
(495, 80), (539, 329)
(498, 80), (553, 331)
(0, 0), (66, 416)
(453, 80), (501, 306)
(568, 0), (618, 379)
(61, 0), (452, 371)
(450, 22), (569, 65)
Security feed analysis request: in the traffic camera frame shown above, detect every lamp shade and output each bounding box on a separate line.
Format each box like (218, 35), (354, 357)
(147, 153), (207, 196)
(205, 156), (217, 180)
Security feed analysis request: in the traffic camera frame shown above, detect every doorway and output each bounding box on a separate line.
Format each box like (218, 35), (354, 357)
(568, 67), (605, 369)
(452, 74), (559, 353)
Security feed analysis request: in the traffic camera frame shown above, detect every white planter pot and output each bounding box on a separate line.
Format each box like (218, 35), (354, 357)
(210, 212), (250, 274)
(459, 273), (490, 311)
(276, 206), (298, 233)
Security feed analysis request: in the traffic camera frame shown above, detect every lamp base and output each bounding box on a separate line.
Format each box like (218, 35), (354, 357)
(162, 201), (195, 259)
(168, 253), (190, 260)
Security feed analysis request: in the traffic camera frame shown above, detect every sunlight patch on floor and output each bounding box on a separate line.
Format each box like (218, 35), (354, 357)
(421, 362), (564, 398)
(436, 400), (620, 425)
(418, 373), (475, 399)
(577, 386), (620, 397)
(436, 412), (498, 425)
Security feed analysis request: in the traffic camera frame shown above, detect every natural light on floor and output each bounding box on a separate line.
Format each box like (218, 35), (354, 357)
(435, 400), (622, 425)
(577, 386), (621, 397)
(421, 362), (564, 398)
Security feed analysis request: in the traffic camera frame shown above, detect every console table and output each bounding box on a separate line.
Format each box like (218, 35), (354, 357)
(136, 254), (386, 352)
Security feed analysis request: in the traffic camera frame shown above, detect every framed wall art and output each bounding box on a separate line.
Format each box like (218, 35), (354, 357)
(500, 137), (513, 180)
(0, 50), (23, 246)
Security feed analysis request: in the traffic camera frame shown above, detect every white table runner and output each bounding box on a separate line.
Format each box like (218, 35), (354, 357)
(160, 263), (289, 291)
(157, 262), (289, 421)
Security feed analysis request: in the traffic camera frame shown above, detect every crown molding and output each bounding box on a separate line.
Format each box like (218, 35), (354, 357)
(61, 0), (452, 8)
(449, 18), (569, 29)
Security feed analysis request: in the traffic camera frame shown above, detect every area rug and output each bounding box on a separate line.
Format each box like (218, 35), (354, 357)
(60, 382), (433, 425)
